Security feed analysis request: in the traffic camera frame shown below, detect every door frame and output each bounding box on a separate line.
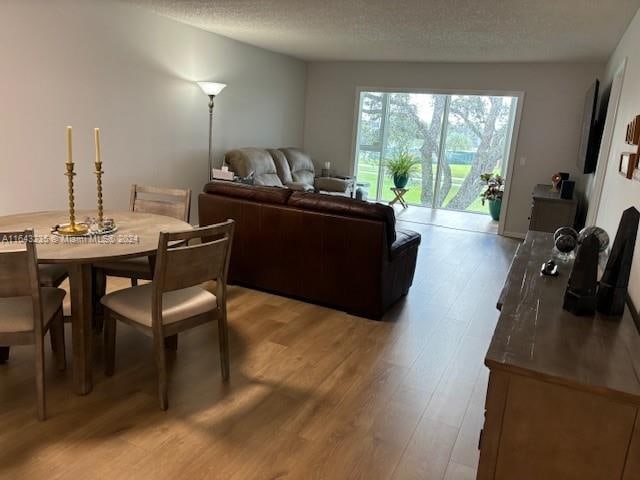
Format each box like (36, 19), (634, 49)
(350, 86), (525, 236)
(585, 57), (627, 226)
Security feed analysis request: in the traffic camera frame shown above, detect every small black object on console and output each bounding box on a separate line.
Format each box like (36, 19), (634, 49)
(563, 234), (599, 316)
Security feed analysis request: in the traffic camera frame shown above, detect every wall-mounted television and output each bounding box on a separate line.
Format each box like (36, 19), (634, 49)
(577, 79), (603, 174)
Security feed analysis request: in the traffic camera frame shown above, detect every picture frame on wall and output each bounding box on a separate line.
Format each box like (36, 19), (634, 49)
(619, 153), (637, 179)
(621, 115), (640, 181)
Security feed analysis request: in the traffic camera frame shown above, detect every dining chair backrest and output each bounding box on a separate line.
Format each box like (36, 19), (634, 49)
(0, 229), (39, 298)
(130, 184), (192, 222)
(0, 229), (44, 335)
(154, 220), (235, 295)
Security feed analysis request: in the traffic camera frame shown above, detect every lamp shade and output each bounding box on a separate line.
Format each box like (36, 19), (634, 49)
(197, 82), (226, 96)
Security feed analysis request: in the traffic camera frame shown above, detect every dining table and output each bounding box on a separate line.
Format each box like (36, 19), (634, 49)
(0, 210), (192, 395)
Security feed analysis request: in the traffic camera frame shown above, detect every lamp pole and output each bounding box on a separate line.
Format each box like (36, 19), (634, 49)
(197, 81), (226, 181)
(208, 94), (214, 181)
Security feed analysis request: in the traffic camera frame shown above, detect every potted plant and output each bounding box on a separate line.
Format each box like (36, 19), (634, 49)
(387, 151), (419, 189)
(480, 173), (504, 221)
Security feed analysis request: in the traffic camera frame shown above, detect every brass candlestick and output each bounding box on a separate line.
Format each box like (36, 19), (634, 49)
(94, 161), (104, 228)
(57, 162), (89, 235)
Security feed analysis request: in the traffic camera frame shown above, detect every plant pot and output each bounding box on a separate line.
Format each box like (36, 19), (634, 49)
(393, 173), (409, 189)
(488, 198), (502, 221)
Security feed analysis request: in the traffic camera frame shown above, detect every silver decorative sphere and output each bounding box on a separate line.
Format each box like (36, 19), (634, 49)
(554, 227), (578, 242)
(578, 226), (609, 252)
(555, 234), (577, 254)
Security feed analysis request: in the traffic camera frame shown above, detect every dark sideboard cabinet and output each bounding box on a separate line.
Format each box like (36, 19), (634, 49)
(528, 184), (577, 232)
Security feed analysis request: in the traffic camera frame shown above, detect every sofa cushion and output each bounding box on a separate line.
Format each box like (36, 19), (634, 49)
(204, 181), (292, 205)
(288, 192), (396, 244)
(225, 148), (283, 187)
(101, 284), (217, 328)
(267, 149), (293, 184)
(390, 228), (421, 260)
(279, 148), (316, 186)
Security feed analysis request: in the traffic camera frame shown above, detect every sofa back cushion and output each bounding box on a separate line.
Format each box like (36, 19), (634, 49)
(225, 148), (283, 187)
(288, 191), (396, 244)
(279, 148), (315, 186)
(267, 149), (293, 184)
(204, 180), (292, 205)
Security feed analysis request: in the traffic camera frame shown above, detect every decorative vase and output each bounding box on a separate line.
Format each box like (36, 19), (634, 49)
(393, 173), (409, 189)
(488, 198), (502, 221)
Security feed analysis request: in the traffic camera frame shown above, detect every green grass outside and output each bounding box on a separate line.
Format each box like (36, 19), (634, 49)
(356, 163), (488, 214)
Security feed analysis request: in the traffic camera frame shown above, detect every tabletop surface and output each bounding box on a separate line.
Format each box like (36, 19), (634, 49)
(0, 210), (192, 263)
(487, 231), (640, 404)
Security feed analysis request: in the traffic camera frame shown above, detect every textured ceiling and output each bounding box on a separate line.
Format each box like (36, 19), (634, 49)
(124, 0), (640, 62)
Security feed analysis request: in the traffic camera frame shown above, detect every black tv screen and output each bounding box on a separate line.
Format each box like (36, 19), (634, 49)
(577, 79), (600, 174)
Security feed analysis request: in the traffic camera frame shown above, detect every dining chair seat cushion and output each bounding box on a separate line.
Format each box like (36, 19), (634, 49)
(0, 288), (66, 333)
(38, 264), (68, 287)
(101, 284), (217, 327)
(95, 257), (151, 275)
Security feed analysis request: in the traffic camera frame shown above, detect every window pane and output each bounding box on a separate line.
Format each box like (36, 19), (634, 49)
(355, 150), (381, 199)
(379, 93), (446, 206)
(353, 91), (517, 211)
(358, 92), (385, 147)
(438, 95), (516, 213)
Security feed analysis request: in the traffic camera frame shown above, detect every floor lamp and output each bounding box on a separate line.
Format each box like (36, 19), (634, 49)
(197, 81), (226, 180)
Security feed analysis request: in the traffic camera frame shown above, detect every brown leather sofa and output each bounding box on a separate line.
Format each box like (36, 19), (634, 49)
(225, 147), (355, 195)
(198, 181), (421, 319)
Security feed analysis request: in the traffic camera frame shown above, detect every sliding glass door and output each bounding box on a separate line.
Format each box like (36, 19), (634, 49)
(354, 91), (518, 214)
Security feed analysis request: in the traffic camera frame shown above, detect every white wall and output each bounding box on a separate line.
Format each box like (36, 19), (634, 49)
(303, 62), (603, 235)
(0, 0), (306, 221)
(592, 8), (640, 307)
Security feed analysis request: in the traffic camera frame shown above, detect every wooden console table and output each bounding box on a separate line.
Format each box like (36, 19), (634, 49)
(479, 231), (640, 480)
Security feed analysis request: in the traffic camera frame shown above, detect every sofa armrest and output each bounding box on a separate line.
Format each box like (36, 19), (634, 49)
(314, 176), (355, 193)
(390, 228), (422, 260)
(286, 181), (315, 192)
(379, 227), (421, 316)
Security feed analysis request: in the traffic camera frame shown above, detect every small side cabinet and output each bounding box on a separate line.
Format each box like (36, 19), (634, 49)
(528, 184), (577, 232)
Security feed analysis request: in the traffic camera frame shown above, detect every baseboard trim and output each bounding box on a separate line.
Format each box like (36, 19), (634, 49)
(502, 230), (526, 240)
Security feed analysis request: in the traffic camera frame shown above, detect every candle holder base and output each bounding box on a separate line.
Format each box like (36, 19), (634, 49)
(53, 223), (90, 236)
(52, 221), (117, 237)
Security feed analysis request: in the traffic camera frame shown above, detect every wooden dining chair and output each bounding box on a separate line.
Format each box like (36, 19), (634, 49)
(0, 264), (67, 365)
(100, 220), (234, 410)
(95, 184), (192, 286)
(0, 230), (66, 420)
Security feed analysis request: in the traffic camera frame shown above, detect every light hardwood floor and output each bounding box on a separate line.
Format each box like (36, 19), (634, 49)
(394, 206), (499, 235)
(0, 222), (519, 479)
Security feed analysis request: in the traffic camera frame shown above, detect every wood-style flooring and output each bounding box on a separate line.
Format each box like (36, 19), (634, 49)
(0, 222), (519, 479)
(394, 205), (499, 235)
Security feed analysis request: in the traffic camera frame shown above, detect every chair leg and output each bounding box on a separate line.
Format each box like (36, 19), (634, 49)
(164, 334), (178, 351)
(153, 334), (169, 410)
(0, 347), (9, 364)
(104, 309), (116, 377)
(51, 308), (66, 371)
(35, 335), (46, 421)
(217, 310), (230, 381)
(131, 278), (138, 287)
